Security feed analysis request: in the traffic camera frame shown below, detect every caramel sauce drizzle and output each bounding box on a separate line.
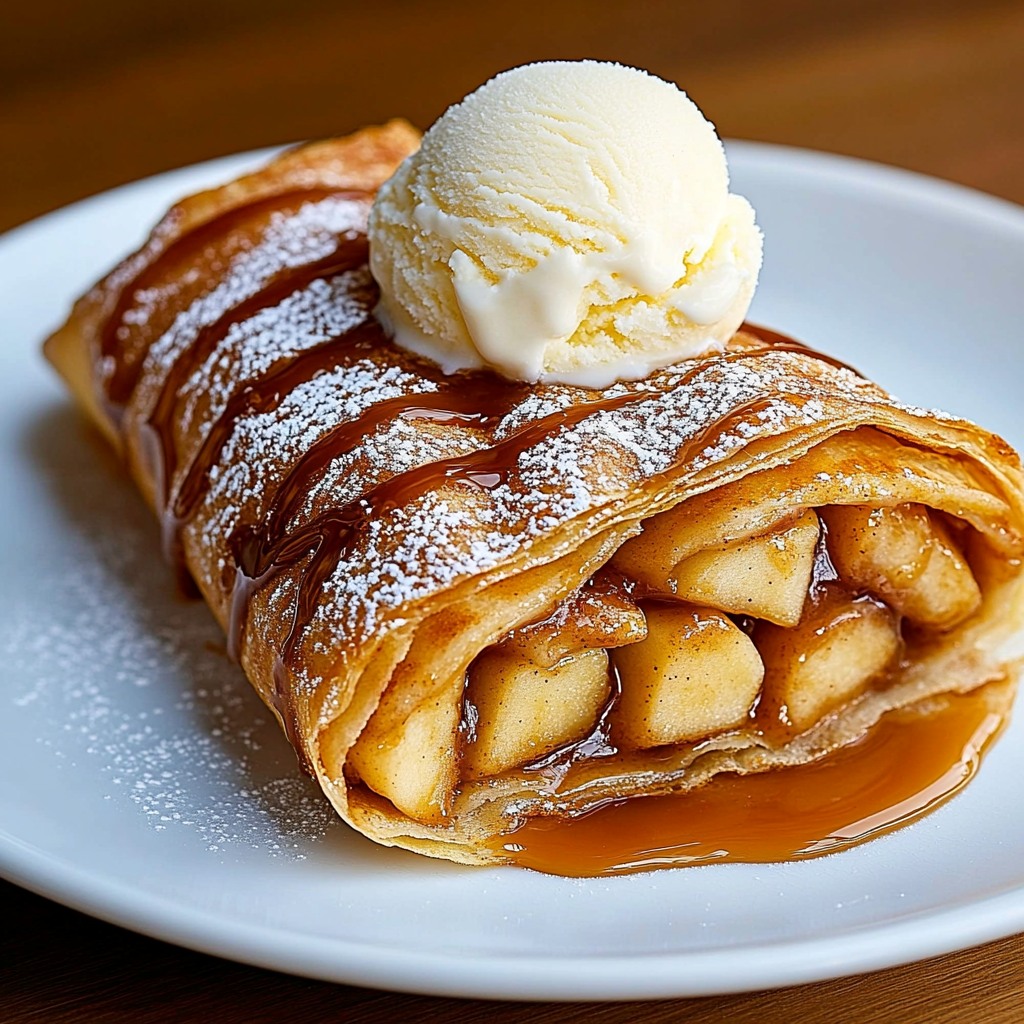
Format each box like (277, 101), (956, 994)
(158, 316), (380, 562)
(144, 235), (372, 555)
(99, 187), (353, 418)
(739, 321), (864, 377)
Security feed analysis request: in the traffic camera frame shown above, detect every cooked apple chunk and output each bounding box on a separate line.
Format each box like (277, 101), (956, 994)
(462, 647), (610, 778)
(756, 592), (900, 732)
(821, 503), (981, 629)
(504, 577), (647, 669)
(668, 509), (820, 626)
(610, 603), (764, 750)
(347, 690), (461, 824)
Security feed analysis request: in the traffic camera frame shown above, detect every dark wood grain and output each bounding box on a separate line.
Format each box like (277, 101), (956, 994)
(2, 1), (1023, 1019)
(1, 0), (1023, 233)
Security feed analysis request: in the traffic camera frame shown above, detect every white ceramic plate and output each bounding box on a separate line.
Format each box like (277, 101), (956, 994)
(1, 143), (1023, 1001)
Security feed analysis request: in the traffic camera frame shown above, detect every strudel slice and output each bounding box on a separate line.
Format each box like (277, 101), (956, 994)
(44, 124), (1024, 867)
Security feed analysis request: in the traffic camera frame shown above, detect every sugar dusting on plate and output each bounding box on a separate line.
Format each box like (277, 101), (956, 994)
(2, 424), (335, 858)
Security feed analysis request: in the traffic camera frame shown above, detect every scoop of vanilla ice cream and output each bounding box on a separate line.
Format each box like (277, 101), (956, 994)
(369, 60), (762, 386)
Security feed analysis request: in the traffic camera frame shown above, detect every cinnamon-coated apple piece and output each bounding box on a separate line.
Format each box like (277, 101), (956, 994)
(667, 509), (820, 626)
(462, 647), (611, 778)
(756, 590), (900, 732)
(347, 689), (461, 824)
(820, 503), (981, 629)
(610, 602), (764, 750)
(505, 578), (647, 669)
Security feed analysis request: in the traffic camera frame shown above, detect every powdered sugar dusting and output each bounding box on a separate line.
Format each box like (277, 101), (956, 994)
(176, 271), (374, 438)
(131, 196), (368, 423)
(2, 438), (335, 855)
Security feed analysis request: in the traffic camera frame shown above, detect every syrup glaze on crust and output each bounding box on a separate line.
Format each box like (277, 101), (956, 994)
(44, 124), (1024, 863)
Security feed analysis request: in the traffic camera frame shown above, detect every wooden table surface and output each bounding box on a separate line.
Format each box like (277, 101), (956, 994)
(2, 1), (1023, 1019)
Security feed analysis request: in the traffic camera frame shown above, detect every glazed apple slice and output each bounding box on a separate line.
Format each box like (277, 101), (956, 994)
(504, 577), (647, 669)
(611, 602), (764, 749)
(462, 647), (611, 778)
(347, 686), (462, 824)
(667, 508), (820, 626)
(821, 503), (981, 629)
(756, 590), (900, 732)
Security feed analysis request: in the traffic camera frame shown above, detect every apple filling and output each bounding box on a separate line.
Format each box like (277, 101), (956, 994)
(468, 500), (981, 769)
(348, 499), (983, 822)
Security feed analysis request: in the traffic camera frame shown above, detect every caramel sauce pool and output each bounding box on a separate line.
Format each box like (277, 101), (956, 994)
(501, 689), (1004, 876)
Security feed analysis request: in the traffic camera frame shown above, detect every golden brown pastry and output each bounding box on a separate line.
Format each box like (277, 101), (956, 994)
(44, 122), (1024, 867)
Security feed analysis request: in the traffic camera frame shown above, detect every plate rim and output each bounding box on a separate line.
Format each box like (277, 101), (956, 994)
(4, 835), (1024, 1000)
